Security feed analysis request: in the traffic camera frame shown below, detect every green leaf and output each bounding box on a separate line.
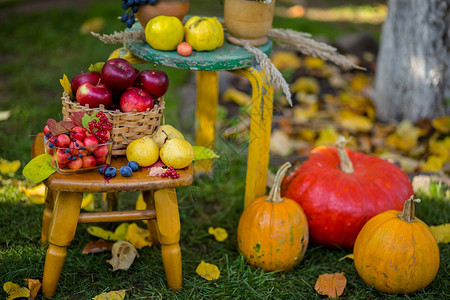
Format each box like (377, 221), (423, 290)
(22, 154), (55, 183)
(193, 146), (219, 161)
(88, 62), (105, 73)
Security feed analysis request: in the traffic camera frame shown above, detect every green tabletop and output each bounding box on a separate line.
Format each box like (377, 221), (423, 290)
(124, 23), (272, 71)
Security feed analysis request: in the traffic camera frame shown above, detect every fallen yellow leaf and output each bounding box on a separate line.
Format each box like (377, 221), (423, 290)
(107, 241), (139, 271)
(208, 227), (228, 242)
(0, 158), (21, 175)
(290, 77), (320, 94)
(429, 136), (450, 162)
(135, 192), (146, 210)
(92, 289), (127, 300)
(315, 126), (339, 146)
(271, 51), (301, 71)
(3, 281), (30, 300)
(430, 224), (450, 243)
(432, 116), (450, 134)
(24, 278), (41, 300)
(338, 254), (354, 261)
(196, 261), (220, 281)
(293, 103), (319, 123)
(59, 74), (72, 99)
(336, 110), (373, 133)
(314, 272), (347, 298)
(24, 183), (46, 204)
(222, 88), (252, 107)
(304, 56), (324, 69)
(80, 17), (105, 34)
(87, 223), (129, 241)
(421, 155), (445, 172)
(270, 130), (293, 157)
(81, 193), (95, 211)
(126, 223), (152, 249)
(350, 73), (369, 91)
(108, 47), (148, 65)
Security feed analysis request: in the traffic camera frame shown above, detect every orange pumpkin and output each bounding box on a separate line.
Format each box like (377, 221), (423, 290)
(237, 162), (309, 271)
(354, 196), (440, 294)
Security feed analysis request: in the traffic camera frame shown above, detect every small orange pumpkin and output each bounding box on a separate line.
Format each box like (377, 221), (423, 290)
(354, 196), (440, 294)
(237, 162), (309, 271)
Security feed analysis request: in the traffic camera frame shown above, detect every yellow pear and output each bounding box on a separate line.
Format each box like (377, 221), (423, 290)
(126, 137), (159, 167)
(151, 124), (184, 148)
(160, 138), (194, 169)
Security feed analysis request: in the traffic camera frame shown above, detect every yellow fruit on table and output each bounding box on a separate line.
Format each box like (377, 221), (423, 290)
(150, 124), (185, 148)
(126, 138), (159, 167)
(145, 15), (184, 51)
(184, 16), (224, 51)
(160, 138), (194, 169)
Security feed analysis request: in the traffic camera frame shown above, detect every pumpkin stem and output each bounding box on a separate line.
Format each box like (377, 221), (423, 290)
(399, 195), (421, 222)
(266, 162), (291, 203)
(336, 136), (354, 174)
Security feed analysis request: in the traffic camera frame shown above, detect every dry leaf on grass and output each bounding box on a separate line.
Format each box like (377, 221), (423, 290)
(24, 278), (41, 300)
(0, 158), (21, 175)
(338, 254), (354, 261)
(314, 272), (347, 298)
(24, 183), (46, 204)
(82, 239), (114, 254)
(430, 224), (450, 244)
(3, 281), (30, 300)
(92, 289), (127, 300)
(135, 193), (146, 210)
(196, 261), (220, 281)
(87, 223), (129, 241)
(126, 223), (152, 249)
(107, 241), (139, 271)
(208, 227), (228, 242)
(81, 193), (95, 211)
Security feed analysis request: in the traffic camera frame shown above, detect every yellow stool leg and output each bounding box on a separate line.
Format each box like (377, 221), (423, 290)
(154, 188), (182, 291)
(195, 70), (219, 174)
(41, 189), (55, 243)
(42, 191), (83, 297)
(231, 68), (274, 208)
(143, 190), (161, 245)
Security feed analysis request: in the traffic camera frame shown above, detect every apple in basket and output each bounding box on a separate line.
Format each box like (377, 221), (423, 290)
(76, 82), (113, 109)
(135, 70), (169, 98)
(71, 71), (101, 95)
(120, 87), (154, 113)
(101, 58), (138, 92)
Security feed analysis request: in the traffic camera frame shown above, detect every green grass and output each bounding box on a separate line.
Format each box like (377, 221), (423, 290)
(0, 1), (449, 299)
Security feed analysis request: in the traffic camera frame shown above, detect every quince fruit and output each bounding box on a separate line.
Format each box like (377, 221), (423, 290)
(145, 15), (184, 51)
(184, 16), (224, 51)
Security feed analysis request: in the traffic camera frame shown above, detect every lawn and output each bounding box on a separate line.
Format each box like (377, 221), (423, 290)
(0, 1), (448, 299)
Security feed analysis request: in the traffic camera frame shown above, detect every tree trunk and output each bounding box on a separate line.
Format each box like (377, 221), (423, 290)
(374, 0), (450, 122)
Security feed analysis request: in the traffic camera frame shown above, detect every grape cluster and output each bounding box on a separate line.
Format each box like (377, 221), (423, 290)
(160, 166), (180, 179)
(121, 0), (159, 28)
(88, 111), (113, 144)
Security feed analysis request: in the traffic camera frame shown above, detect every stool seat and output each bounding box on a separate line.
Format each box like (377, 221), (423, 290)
(32, 134), (192, 297)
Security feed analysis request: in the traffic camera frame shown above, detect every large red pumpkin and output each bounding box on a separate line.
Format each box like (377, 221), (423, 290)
(281, 139), (413, 249)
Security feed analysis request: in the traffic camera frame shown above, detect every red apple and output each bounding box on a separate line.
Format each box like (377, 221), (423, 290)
(135, 70), (169, 98)
(83, 136), (99, 152)
(177, 42), (193, 57)
(55, 134), (71, 148)
(76, 82), (113, 109)
(95, 155), (107, 165)
(82, 156), (97, 168)
(71, 71), (101, 95)
(68, 157), (83, 170)
(45, 143), (54, 155)
(71, 126), (87, 141)
(69, 140), (85, 156)
(93, 145), (109, 158)
(56, 149), (71, 165)
(120, 87), (154, 113)
(101, 58), (138, 92)
(43, 125), (51, 136)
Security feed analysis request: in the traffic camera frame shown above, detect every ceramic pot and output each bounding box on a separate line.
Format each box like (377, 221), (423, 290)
(135, 0), (190, 29)
(224, 0), (275, 46)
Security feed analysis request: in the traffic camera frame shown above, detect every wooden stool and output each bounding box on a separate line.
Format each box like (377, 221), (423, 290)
(124, 24), (274, 208)
(32, 134), (193, 298)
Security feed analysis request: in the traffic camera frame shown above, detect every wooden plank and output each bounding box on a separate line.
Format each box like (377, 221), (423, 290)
(78, 209), (156, 223)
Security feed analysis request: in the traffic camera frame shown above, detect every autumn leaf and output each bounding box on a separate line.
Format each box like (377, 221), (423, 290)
(291, 77), (320, 94)
(338, 254), (354, 261)
(430, 224), (450, 243)
(304, 57), (325, 70)
(92, 289), (127, 300)
(0, 158), (20, 175)
(432, 116), (450, 134)
(135, 193), (146, 210)
(24, 183), (46, 204)
(314, 272), (347, 298)
(148, 166), (166, 177)
(3, 281), (30, 300)
(46, 118), (75, 136)
(67, 111), (86, 127)
(336, 110), (373, 133)
(315, 126), (339, 146)
(270, 129), (293, 157)
(421, 155), (445, 172)
(222, 88), (252, 107)
(125, 223), (152, 249)
(271, 51), (301, 71)
(24, 278), (41, 300)
(59, 74), (72, 98)
(82, 239), (114, 254)
(0, 110), (11, 121)
(80, 17), (105, 34)
(193, 146), (219, 161)
(107, 47), (148, 65)
(87, 223), (129, 241)
(22, 154), (55, 183)
(81, 193), (95, 211)
(350, 73), (369, 91)
(196, 261), (220, 281)
(107, 241), (139, 271)
(208, 227), (228, 242)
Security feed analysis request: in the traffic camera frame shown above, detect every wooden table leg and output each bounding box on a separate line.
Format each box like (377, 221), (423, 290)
(231, 68), (274, 208)
(101, 192), (119, 212)
(195, 70), (219, 174)
(153, 188), (182, 291)
(143, 190), (160, 245)
(42, 191), (82, 297)
(41, 189), (56, 243)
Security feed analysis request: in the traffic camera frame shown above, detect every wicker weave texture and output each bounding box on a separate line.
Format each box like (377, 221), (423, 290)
(61, 92), (164, 156)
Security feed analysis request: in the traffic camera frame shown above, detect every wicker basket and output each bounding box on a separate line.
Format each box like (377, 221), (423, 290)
(61, 92), (165, 156)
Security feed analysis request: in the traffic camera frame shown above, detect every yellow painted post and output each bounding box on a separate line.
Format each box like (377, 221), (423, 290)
(231, 68), (274, 208)
(195, 70), (219, 174)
